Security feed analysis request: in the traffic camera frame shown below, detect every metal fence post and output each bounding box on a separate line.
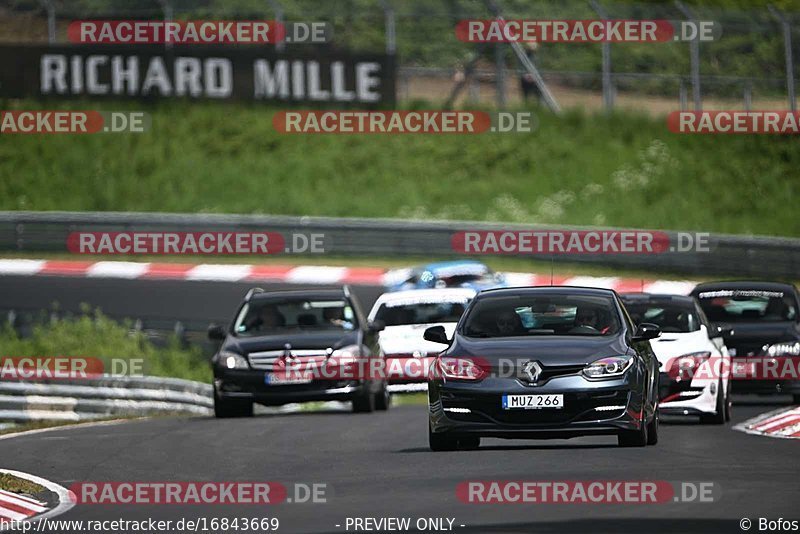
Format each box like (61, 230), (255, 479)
(675, 1), (701, 111)
(495, 44), (506, 107)
(267, 0), (286, 53)
(158, 0), (173, 49)
(39, 0), (56, 43)
(769, 5), (796, 111)
(468, 76), (480, 103)
(744, 80), (753, 111)
(590, 0), (614, 111)
(679, 79), (687, 110)
(379, 0), (396, 55)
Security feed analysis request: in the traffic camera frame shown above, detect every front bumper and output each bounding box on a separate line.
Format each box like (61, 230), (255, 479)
(728, 356), (800, 395)
(658, 372), (719, 415)
(214, 369), (369, 406)
(428, 374), (645, 439)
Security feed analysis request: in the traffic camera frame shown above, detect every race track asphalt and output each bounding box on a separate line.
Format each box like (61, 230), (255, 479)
(1, 401), (798, 534)
(0, 275), (386, 326)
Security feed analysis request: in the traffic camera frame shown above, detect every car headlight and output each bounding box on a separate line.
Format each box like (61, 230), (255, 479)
(666, 351), (711, 381)
(219, 350), (249, 370)
(435, 356), (488, 381)
(583, 356), (634, 380)
(763, 341), (800, 357)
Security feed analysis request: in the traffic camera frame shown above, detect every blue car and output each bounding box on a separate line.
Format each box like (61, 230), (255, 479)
(387, 260), (507, 292)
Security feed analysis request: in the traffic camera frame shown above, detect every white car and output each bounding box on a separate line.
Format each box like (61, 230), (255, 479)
(368, 288), (476, 392)
(621, 293), (732, 424)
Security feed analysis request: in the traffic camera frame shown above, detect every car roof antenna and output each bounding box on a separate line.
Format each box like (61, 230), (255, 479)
(550, 256), (554, 286)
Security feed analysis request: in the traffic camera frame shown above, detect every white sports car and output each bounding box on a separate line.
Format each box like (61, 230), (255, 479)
(621, 293), (732, 424)
(368, 288), (476, 392)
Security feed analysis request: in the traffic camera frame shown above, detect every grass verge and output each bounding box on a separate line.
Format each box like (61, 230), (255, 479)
(0, 102), (797, 237)
(0, 472), (44, 496)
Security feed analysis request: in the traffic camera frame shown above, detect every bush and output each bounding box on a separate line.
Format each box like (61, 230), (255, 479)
(0, 308), (211, 382)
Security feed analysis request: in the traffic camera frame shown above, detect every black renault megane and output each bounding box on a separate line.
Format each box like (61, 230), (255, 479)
(424, 286), (662, 450)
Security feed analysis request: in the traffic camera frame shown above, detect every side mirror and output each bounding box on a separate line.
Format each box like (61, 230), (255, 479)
(208, 324), (226, 341)
(632, 322), (661, 342)
(710, 324), (733, 339)
(423, 325), (450, 345)
(368, 319), (385, 333)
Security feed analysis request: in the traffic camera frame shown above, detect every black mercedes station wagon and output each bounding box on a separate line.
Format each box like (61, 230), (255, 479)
(425, 286), (662, 450)
(209, 287), (388, 417)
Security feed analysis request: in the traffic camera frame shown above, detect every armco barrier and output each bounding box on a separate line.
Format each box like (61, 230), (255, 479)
(0, 375), (212, 422)
(1, 211), (799, 277)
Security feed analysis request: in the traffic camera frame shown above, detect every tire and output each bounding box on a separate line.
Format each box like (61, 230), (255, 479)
(646, 409), (659, 446)
(375, 382), (391, 411)
(700, 379), (726, 425)
(213, 387), (253, 418)
(618, 410), (648, 447)
(724, 381), (732, 422)
(429, 427), (458, 451)
(352, 387), (376, 413)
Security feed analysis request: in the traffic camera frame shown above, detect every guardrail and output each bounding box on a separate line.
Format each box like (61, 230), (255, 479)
(0, 375), (212, 422)
(1, 211), (799, 278)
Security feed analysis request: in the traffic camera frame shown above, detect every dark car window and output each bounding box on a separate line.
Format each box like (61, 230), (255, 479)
(622, 300), (701, 333)
(375, 300), (470, 326)
(694, 289), (798, 323)
(439, 273), (497, 287)
(461, 294), (621, 338)
(234, 298), (357, 336)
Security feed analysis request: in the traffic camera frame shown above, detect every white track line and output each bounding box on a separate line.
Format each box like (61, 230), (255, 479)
(0, 260), (46, 276)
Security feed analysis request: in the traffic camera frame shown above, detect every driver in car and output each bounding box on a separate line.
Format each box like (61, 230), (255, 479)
(575, 307), (599, 329)
(572, 306), (611, 334)
(250, 305), (285, 331)
(495, 310), (525, 336)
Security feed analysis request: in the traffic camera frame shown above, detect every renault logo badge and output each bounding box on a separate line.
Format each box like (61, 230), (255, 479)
(521, 360), (543, 383)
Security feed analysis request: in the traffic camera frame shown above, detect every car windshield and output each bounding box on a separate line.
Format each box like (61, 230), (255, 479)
(695, 289), (798, 323)
(234, 298), (356, 336)
(375, 299), (470, 326)
(623, 301), (701, 333)
(461, 294), (621, 338)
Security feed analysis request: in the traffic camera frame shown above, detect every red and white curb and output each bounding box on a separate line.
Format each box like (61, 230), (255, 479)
(0, 259), (696, 294)
(734, 406), (800, 439)
(0, 488), (46, 523)
(0, 469), (74, 529)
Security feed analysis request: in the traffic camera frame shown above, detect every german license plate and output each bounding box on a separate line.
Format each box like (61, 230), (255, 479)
(502, 394), (564, 410)
(265, 373), (312, 385)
